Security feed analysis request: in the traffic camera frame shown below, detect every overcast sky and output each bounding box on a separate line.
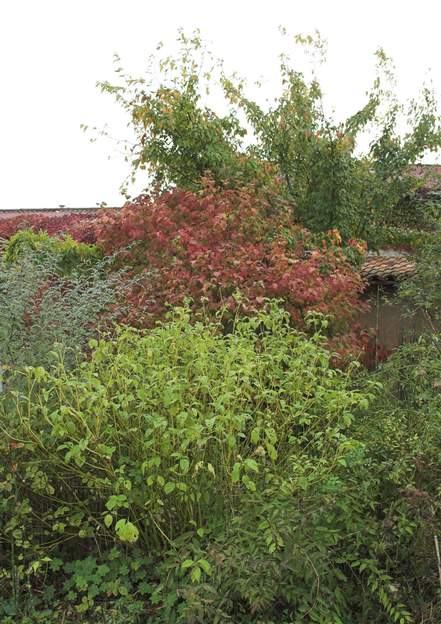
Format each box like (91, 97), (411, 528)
(0, 0), (440, 209)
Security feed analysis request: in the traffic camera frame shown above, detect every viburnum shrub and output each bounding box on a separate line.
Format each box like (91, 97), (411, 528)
(0, 211), (99, 244)
(96, 182), (366, 344)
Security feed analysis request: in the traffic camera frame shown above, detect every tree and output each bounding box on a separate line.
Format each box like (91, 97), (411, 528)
(95, 30), (441, 244)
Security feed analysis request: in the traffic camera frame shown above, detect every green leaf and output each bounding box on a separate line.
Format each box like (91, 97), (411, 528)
(138, 581), (153, 596)
(265, 442), (278, 461)
(190, 566), (201, 583)
(242, 474), (256, 492)
(227, 435), (236, 449)
(115, 519), (139, 544)
(179, 457), (190, 473)
(106, 494), (127, 511)
(104, 513), (113, 528)
(298, 476), (309, 490)
(244, 458), (259, 473)
(164, 482), (175, 494)
(181, 559), (194, 570)
(250, 427), (260, 444)
(231, 462), (241, 483)
(198, 559), (212, 575)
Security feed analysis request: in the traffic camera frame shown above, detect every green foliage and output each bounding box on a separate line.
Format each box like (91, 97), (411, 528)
(399, 225), (441, 323)
(2, 30), (440, 621)
(0, 250), (127, 387)
(355, 338), (441, 622)
(0, 549), (153, 623)
(95, 30), (441, 243)
(4, 229), (102, 275)
(224, 42), (440, 241)
(0, 304), (415, 622)
(96, 30), (261, 194)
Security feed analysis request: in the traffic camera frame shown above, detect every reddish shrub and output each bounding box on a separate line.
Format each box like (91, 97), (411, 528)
(96, 183), (367, 344)
(0, 212), (99, 244)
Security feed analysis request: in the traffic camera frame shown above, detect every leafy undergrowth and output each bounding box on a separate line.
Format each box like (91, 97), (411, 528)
(0, 304), (421, 623)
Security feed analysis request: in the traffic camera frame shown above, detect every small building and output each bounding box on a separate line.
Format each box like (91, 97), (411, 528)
(359, 250), (428, 351)
(358, 163), (441, 352)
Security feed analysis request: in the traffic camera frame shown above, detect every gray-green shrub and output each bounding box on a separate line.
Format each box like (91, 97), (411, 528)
(0, 251), (127, 387)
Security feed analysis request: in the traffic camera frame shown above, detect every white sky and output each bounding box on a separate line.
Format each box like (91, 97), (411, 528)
(0, 0), (440, 209)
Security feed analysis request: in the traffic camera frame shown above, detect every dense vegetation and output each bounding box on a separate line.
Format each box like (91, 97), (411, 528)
(94, 31), (441, 245)
(1, 30), (441, 623)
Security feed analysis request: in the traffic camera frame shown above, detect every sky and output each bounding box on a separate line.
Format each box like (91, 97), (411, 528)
(0, 0), (440, 209)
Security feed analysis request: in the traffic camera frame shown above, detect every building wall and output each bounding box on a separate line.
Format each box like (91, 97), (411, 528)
(358, 287), (432, 351)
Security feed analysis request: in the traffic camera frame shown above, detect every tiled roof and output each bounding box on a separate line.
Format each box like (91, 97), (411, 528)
(408, 164), (441, 191)
(361, 253), (416, 282)
(0, 207), (118, 220)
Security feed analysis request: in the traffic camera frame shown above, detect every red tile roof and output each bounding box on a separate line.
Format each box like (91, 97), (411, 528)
(0, 207), (118, 220)
(361, 254), (416, 282)
(408, 164), (441, 191)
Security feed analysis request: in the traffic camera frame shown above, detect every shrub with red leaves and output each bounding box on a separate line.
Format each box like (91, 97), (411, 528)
(96, 183), (367, 345)
(0, 212), (99, 244)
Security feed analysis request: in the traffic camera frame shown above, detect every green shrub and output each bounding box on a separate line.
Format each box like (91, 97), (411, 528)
(0, 304), (413, 623)
(399, 225), (441, 324)
(354, 337), (441, 622)
(4, 229), (102, 275)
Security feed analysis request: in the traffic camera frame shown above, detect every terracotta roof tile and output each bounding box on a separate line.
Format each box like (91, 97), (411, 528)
(0, 207), (120, 220)
(408, 164), (441, 191)
(361, 254), (416, 281)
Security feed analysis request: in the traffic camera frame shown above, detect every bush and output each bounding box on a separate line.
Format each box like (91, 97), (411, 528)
(0, 250), (127, 387)
(4, 230), (102, 275)
(354, 337), (441, 622)
(0, 304), (413, 622)
(0, 211), (99, 244)
(96, 183), (367, 351)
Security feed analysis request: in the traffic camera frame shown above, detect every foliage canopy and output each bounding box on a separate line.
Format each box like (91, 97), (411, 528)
(96, 30), (441, 243)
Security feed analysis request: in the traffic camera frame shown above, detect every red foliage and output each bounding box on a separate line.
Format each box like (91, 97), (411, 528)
(96, 183), (367, 342)
(0, 212), (99, 244)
